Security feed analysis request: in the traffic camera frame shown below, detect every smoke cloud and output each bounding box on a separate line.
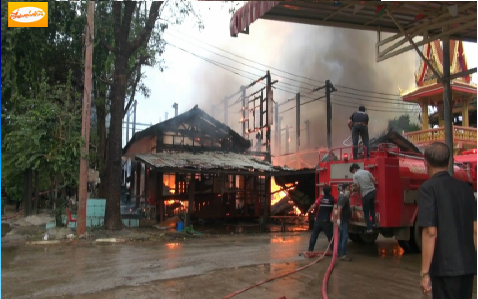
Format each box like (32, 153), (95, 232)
(189, 19), (417, 157)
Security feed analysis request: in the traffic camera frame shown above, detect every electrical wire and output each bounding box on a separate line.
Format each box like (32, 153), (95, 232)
(165, 31), (411, 105)
(166, 41), (418, 114)
(161, 21), (404, 98)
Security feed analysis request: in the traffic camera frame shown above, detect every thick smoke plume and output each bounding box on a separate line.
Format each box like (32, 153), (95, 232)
(189, 18), (417, 157)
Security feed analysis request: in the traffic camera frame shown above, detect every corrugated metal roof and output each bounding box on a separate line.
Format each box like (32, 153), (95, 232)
(136, 152), (293, 173)
(229, 1), (476, 42)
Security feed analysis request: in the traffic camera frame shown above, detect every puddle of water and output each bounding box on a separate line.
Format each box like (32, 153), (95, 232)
(1, 246), (19, 269)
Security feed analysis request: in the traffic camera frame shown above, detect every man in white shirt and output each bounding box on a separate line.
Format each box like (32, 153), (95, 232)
(349, 163), (377, 233)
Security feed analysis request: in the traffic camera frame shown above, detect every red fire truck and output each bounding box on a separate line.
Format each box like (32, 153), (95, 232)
(316, 144), (477, 253)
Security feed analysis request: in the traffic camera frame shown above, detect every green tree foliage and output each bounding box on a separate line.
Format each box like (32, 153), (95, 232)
(1, 1), (85, 206)
(1, 0), (202, 226)
(3, 71), (83, 201)
(388, 114), (421, 133)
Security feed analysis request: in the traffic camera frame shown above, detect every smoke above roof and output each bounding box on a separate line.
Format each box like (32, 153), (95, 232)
(189, 18), (418, 153)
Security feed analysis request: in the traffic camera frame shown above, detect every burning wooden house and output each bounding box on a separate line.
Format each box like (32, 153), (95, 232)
(122, 105), (294, 225)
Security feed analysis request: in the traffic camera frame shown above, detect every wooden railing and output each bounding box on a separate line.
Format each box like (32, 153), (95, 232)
(403, 126), (477, 145)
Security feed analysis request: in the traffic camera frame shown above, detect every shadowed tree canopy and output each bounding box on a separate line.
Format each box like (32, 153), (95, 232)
(388, 114), (421, 133)
(1, 0), (202, 222)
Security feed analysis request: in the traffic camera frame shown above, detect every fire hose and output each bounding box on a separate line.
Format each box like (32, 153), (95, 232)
(1, 191), (50, 221)
(220, 207), (340, 299)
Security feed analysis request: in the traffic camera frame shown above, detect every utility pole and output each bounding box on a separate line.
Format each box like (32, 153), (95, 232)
(295, 93), (301, 168)
(285, 125), (290, 154)
(326, 80), (332, 150)
(295, 93), (300, 152)
(325, 80), (336, 150)
(132, 100), (137, 136)
(223, 96), (228, 126)
(173, 102), (178, 117)
(126, 110), (130, 143)
(442, 34), (453, 175)
(241, 86), (246, 137)
(305, 120), (310, 149)
(265, 71), (272, 159)
(77, 0), (94, 236)
(165, 112), (169, 121)
(274, 102), (279, 156)
(278, 116), (283, 155)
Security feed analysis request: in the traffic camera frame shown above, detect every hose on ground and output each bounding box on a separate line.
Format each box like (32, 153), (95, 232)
(220, 238), (333, 299)
(1, 209), (24, 220)
(321, 211), (340, 299)
(2, 191), (52, 221)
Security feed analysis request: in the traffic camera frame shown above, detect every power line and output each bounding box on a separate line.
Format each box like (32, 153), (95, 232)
(165, 31), (319, 89)
(164, 33), (416, 106)
(165, 37), (322, 95)
(166, 41), (417, 114)
(161, 21), (403, 98)
(333, 91), (418, 106)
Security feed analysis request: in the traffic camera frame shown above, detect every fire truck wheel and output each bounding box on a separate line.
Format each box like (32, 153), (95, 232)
(358, 232), (379, 244)
(398, 240), (414, 253)
(348, 233), (363, 243)
(413, 219), (422, 253)
(397, 224), (421, 254)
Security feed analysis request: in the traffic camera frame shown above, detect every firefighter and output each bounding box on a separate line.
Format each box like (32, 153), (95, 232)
(349, 163), (377, 233)
(307, 184), (335, 252)
(418, 142), (476, 298)
(337, 183), (352, 261)
(348, 106), (369, 159)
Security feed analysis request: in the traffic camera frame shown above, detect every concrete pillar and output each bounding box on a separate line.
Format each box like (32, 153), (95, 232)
(462, 99), (470, 127)
(421, 99), (429, 130)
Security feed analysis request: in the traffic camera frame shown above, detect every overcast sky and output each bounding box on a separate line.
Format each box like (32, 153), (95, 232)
(124, 2), (477, 147)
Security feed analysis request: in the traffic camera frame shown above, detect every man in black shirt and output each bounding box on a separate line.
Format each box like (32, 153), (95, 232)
(337, 183), (351, 261)
(348, 106), (369, 159)
(307, 185), (335, 252)
(418, 142), (477, 298)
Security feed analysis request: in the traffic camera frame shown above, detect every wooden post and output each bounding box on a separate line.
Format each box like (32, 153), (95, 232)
(438, 103), (445, 127)
(421, 99), (429, 130)
(462, 99), (470, 127)
(77, 1), (95, 236)
(261, 176), (271, 233)
(186, 175), (196, 227)
(135, 162), (142, 208)
(156, 172), (164, 222)
(34, 170), (39, 214)
(23, 169), (32, 217)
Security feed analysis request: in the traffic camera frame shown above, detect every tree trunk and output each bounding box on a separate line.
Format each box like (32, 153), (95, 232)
(104, 8), (131, 229)
(50, 173), (55, 210)
(103, 1), (161, 230)
(34, 170), (39, 214)
(97, 87), (107, 199)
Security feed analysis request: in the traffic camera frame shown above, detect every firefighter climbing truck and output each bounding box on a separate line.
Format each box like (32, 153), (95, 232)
(316, 144), (477, 253)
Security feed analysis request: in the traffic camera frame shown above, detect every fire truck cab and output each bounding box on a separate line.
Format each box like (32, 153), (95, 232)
(316, 144), (477, 253)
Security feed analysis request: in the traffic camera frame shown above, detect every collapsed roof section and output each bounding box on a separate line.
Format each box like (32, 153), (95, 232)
(122, 105), (251, 155)
(135, 151), (294, 176)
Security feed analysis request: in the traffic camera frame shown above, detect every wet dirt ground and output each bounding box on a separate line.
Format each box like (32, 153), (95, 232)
(2, 231), (476, 299)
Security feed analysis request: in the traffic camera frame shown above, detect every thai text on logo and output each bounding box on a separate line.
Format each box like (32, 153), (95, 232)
(10, 7), (45, 23)
(8, 2), (48, 27)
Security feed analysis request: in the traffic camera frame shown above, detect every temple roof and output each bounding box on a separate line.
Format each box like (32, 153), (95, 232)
(415, 40), (471, 86)
(400, 40), (476, 102)
(401, 81), (476, 103)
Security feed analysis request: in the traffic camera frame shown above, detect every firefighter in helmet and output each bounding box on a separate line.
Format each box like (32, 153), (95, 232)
(348, 106), (369, 159)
